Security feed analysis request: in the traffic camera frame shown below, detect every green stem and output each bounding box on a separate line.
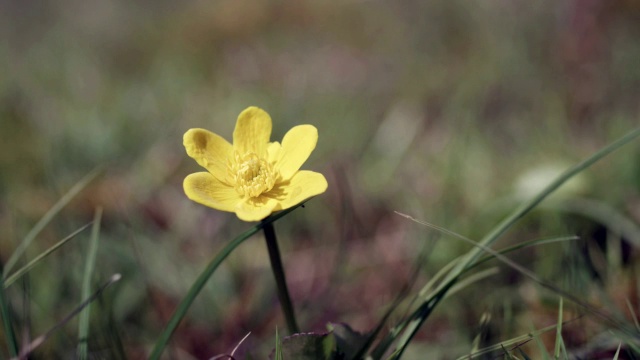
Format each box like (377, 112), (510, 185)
(149, 201), (307, 360)
(262, 221), (300, 334)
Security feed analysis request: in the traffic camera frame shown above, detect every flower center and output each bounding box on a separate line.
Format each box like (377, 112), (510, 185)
(229, 152), (277, 198)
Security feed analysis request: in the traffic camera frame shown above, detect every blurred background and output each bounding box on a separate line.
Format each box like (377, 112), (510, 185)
(1, 0), (640, 358)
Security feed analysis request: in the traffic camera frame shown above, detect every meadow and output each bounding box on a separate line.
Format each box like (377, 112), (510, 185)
(1, 1), (640, 358)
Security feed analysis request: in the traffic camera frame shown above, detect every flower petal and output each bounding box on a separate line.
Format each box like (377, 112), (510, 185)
(269, 170), (327, 210)
(233, 106), (272, 156)
(184, 128), (233, 181)
(235, 197), (278, 222)
(276, 125), (318, 181)
(183, 172), (239, 212)
(267, 141), (281, 164)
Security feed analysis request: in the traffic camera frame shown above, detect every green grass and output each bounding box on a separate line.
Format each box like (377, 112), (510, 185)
(2, 0), (640, 358)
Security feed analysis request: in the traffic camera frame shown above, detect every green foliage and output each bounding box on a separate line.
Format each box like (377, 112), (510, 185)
(0, 275), (18, 357)
(2, 1), (640, 358)
(77, 208), (102, 360)
(149, 202), (310, 360)
(3, 223), (91, 288)
(3, 167), (102, 276)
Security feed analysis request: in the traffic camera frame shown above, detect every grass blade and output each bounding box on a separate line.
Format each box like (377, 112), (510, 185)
(626, 299), (640, 331)
(399, 213), (640, 351)
(554, 297), (563, 359)
(4, 167), (102, 276)
(548, 198), (640, 248)
(4, 222), (93, 288)
(12, 274), (120, 360)
(77, 208), (102, 360)
(148, 201), (309, 360)
(516, 347), (533, 360)
(471, 235), (579, 270)
(0, 275), (18, 357)
(372, 235), (575, 358)
(440, 127), (640, 295)
(388, 127), (640, 358)
(530, 319), (551, 360)
(612, 342), (622, 360)
(445, 267), (499, 300)
(373, 235), (570, 359)
(275, 327), (283, 360)
(458, 321), (577, 359)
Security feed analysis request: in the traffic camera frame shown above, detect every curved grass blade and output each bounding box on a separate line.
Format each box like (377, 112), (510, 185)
(471, 235), (579, 270)
(547, 198), (640, 248)
(11, 274), (121, 360)
(4, 167), (102, 276)
(78, 208), (102, 360)
(4, 222), (92, 288)
(397, 213), (640, 357)
(148, 201), (309, 360)
(420, 232), (578, 301)
(384, 282), (455, 360)
(386, 127), (640, 358)
(439, 127), (640, 296)
(371, 234), (577, 359)
(445, 267), (499, 300)
(416, 253), (459, 300)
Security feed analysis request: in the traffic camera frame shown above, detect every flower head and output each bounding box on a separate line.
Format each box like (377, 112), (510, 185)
(183, 106), (328, 221)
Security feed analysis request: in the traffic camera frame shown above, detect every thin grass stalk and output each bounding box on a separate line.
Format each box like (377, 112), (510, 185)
(445, 267), (499, 300)
(399, 212), (639, 356)
(501, 345), (516, 359)
(626, 299), (640, 331)
(11, 274), (120, 360)
(516, 347), (533, 360)
(613, 343), (622, 360)
(389, 127), (640, 358)
(78, 208), (102, 360)
(0, 274), (18, 357)
(553, 297), (563, 359)
(402, 216), (577, 302)
(530, 320), (551, 360)
(274, 327), (283, 360)
(262, 221), (299, 334)
(384, 281), (455, 360)
(4, 223), (92, 288)
(441, 127), (640, 292)
(548, 198), (640, 248)
(458, 321), (575, 360)
(148, 201), (308, 360)
(470, 236), (579, 270)
(4, 167), (102, 276)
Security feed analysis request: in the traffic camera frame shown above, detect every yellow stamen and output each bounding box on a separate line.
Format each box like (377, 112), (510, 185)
(229, 152), (276, 198)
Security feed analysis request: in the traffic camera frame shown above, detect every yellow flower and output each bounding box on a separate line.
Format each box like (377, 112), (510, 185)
(183, 106), (328, 221)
